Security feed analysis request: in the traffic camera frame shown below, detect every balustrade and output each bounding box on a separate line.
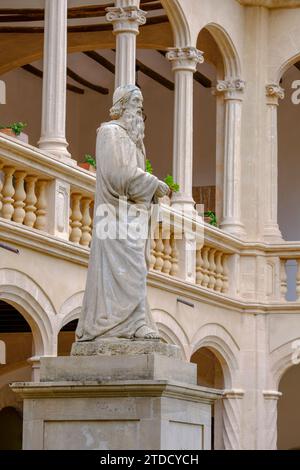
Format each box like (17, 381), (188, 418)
(196, 245), (229, 294)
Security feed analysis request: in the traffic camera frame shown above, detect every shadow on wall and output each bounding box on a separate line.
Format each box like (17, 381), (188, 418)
(0, 407), (22, 450)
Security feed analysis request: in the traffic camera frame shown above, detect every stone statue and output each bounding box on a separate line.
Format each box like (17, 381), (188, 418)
(76, 85), (169, 342)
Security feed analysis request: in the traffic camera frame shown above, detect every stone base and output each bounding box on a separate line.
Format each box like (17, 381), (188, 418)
(71, 338), (181, 359)
(11, 351), (222, 450)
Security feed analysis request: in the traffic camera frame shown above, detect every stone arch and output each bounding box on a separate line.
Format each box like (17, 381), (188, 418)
(190, 323), (240, 388)
(0, 269), (56, 356)
(151, 309), (190, 360)
(160, 0), (192, 47)
(56, 291), (84, 333)
(200, 23), (242, 79)
(270, 338), (300, 388)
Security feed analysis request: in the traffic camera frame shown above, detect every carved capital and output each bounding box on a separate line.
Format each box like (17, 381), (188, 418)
(216, 79), (245, 99)
(106, 6), (146, 33)
(266, 84), (285, 104)
(166, 47), (204, 72)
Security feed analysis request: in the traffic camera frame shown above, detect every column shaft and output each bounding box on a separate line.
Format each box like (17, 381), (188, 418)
(39, 0), (70, 159)
(167, 47), (204, 213)
(106, 1), (146, 89)
(217, 80), (246, 237)
(263, 84), (284, 241)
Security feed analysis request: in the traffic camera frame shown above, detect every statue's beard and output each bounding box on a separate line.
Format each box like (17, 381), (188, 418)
(123, 110), (145, 148)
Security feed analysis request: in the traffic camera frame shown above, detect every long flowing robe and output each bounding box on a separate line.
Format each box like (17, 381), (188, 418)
(76, 121), (160, 341)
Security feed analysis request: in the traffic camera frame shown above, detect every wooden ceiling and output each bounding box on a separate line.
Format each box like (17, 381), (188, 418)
(0, 1), (173, 75)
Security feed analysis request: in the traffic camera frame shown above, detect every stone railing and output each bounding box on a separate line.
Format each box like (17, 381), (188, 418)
(0, 164), (49, 232)
(150, 223), (179, 277)
(196, 245), (229, 294)
(4, 135), (300, 306)
(69, 193), (94, 247)
(279, 257), (300, 302)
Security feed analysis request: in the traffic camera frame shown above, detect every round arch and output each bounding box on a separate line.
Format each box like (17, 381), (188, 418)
(0, 269), (56, 356)
(151, 308), (190, 360)
(270, 338), (300, 389)
(198, 23), (242, 79)
(190, 323), (240, 389)
(56, 291), (84, 334)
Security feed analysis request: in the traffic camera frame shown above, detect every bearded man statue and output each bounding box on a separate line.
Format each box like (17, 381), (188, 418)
(76, 85), (169, 342)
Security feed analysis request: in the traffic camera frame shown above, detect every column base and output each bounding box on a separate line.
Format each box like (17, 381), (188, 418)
(219, 220), (246, 239)
(11, 342), (221, 450)
(38, 137), (74, 165)
(263, 224), (283, 243)
(170, 193), (197, 218)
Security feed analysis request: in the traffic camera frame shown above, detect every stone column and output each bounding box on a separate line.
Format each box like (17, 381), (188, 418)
(106, 0), (146, 88)
(0, 80), (6, 104)
(38, 0), (70, 160)
(263, 390), (282, 450)
(263, 84), (284, 241)
(167, 47), (204, 214)
(217, 79), (246, 238)
(222, 389), (244, 450)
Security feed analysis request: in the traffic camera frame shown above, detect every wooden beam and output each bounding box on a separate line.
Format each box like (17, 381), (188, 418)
(194, 71), (212, 88)
(0, 3), (163, 22)
(22, 64), (84, 95)
(85, 50), (173, 91)
(83, 51), (115, 74)
(294, 62), (300, 72)
(67, 67), (109, 95)
(136, 60), (174, 90)
(0, 14), (168, 33)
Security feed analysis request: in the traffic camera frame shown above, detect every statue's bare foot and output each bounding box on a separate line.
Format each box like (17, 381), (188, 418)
(134, 325), (160, 340)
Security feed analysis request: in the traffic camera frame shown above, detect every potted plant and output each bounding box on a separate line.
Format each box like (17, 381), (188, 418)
(78, 154), (97, 173)
(204, 211), (218, 227)
(146, 159), (180, 204)
(0, 122), (28, 143)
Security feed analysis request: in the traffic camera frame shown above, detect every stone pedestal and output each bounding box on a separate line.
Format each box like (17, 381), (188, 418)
(12, 341), (221, 450)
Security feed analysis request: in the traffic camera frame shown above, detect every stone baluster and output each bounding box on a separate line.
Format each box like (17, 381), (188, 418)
(162, 230), (172, 275)
(80, 197), (92, 247)
(1, 166), (15, 220)
(154, 226), (164, 272)
(12, 171), (27, 224)
(150, 236), (156, 270)
(202, 246), (210, 288)
(106, 0), (146, 88)
(196, 246), (204, 286)
(222, 254), (229, 294)
(215, 251), (224, 293)
(208, 248), (217, 290)
(70, 193), (82, 244)
(170, 234), (179, 277)
(280, 259), (287, 302)
(0, 160), (3, 213)
(35, 180), (48, 231)
(297, 260), (300, 302)
(69, 206), (72, 238)
(24, 176), (37, 228)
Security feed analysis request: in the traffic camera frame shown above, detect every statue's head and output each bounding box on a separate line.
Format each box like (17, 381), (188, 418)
(110, 85), (145, 145)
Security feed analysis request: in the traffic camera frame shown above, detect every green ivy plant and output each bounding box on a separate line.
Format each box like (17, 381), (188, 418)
(84, 154), (96, 168)
(204, 211), (218, 227)
(0, 121), (27, 136)
(146, 159), (180, 193)
(164, 175), (180, 193)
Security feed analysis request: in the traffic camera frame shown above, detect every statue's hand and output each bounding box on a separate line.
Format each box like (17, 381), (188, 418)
(155, 181), (170, 198)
